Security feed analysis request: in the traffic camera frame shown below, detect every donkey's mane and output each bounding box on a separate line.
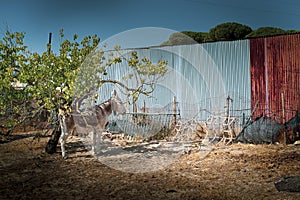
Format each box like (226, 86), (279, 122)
(96, 99), (112, 115)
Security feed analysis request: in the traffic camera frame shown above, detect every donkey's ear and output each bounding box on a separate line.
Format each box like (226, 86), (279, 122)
(112, 89), (117, 97)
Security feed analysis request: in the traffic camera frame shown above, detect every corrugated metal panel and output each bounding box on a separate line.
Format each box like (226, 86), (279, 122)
(138, 41), (251, 120)
(97, 41), (251, 120)
(250, 34), (300, 122)
(201, 40), (251, 116)
(250, 38), (267, 117)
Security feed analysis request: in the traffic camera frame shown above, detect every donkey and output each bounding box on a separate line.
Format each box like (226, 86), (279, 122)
(59, 90), (126, 158)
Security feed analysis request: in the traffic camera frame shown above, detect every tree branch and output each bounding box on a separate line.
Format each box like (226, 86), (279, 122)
(100, 79), (155, 96)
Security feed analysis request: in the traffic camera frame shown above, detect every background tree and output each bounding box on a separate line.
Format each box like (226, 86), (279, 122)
(161, 32), (198, 46)
(160, 22), (299, 45)
(161, 31), (211, 46)
(181, 31), (211, 43)
(246, 27), (286, 38)
(209, 22), (252, 41)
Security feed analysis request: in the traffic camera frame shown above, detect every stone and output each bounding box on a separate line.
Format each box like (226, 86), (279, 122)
(274, 176), (300, 192)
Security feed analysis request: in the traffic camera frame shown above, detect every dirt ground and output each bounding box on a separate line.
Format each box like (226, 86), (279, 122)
(0, 131), (300, 200)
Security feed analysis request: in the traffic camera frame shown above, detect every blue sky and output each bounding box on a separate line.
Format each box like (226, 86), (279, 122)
(1, 0), (300, 53)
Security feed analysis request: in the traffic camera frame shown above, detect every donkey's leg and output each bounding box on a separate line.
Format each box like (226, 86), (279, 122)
(91, 128), (97, 155)
(60, 131), (67, 158)
(98, 128), (104, 148)
(91, 128), (105, 156)
(59, 115), (68, 158)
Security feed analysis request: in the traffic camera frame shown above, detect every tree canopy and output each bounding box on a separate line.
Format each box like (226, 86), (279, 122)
(245, 27), (286, 38)
(209, 22), (252, 41)
(161, 32), (197, 46)
(161, 31), (210, 46)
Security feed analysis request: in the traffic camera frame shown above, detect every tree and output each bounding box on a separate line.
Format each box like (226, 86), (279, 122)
(19, 30), (101, 114)
(285, 30), (300, 34)
(1, 30), (168, 143)
(18, 30), (167, 115)
(209, 22), (252, 41)
(181, 31), (211, 43)
(245, 27), (286, 38)
(161, 31), (211, 46)
(161, 32), (197, 46)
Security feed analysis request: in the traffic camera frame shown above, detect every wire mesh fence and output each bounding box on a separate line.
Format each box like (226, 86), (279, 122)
(105, 94), (300, 146)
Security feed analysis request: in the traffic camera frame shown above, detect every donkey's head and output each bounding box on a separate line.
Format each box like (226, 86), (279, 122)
(110, 90), (126, 114)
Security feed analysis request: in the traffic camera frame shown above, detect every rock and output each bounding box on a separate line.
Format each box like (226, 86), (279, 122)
(274, 176), (300, 192)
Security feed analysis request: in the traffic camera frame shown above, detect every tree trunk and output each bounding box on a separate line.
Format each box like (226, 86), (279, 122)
(45, 124), (61, 154)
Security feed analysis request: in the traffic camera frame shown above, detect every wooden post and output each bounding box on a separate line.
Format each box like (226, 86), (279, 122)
(133, 102), (137, 113)
(143, 100), (146, 113)
(281, 92), (286, 145)
(173, 96), (177, 125)
(226, 96), (230, 120)
(142, 100), (146, 122)
(47, 32), (52, 54)
(225, 96), (232, 130)
(132, 102), (137, 123)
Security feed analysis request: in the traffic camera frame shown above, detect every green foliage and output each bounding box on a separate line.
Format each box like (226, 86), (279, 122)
(19, 29), (101, 113)
(161, 31), (211, 46)
(1, 29), (168, 131)
(161, 32), (197, 46)
(209, 22), (252, 41)
(0, 31), (30, 126)
(285, 30), (300, 34)
(161, 22), (299, 45)
(246, 27), (287, 38)
(181, 31), (211, 43)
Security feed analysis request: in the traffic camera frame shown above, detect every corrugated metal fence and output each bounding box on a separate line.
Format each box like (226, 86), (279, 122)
(250, 34), (300, 122)
(98, 34), (300, 124)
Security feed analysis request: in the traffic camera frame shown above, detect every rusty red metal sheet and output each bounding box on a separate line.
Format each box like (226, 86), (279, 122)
(250, 34), (300, 122)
